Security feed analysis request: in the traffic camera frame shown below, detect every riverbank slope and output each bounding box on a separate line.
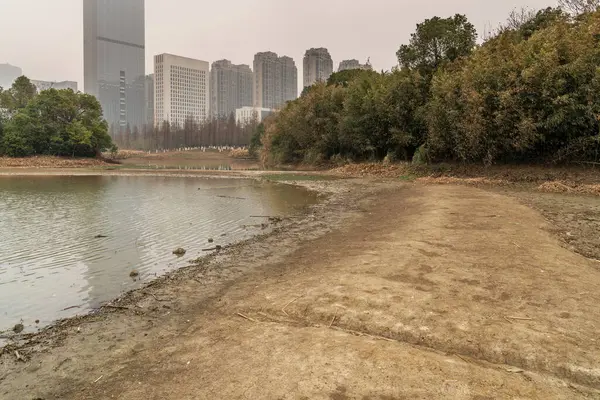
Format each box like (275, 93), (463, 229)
(2, 175), (600, 399)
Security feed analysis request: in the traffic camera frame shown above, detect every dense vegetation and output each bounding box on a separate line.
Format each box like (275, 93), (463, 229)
(258, 4), (600, 166)
(114, 116), (258, 151)
(0, 77), (115, 157)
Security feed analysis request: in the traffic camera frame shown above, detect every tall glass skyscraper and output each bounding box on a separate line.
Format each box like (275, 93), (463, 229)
(84, 0), (145, 135)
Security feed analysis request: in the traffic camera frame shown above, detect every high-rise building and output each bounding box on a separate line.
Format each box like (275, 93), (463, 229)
(31, 80), (78, 92)
(303, 48), (333, 88)
(83, 0), (145, 134)
(338, 59), (373, 72)
(210, 60), (253, 118)
(235, 107), (274, 126)
(0, 63), (22, 89)
(144, 74), (154, 127)
(154, 53), (209, 127)
(253, 52), (298, 110)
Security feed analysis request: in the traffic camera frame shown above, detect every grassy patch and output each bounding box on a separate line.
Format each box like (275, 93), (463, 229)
(398, 174), (417, 182)
(262, 173), (338, 182)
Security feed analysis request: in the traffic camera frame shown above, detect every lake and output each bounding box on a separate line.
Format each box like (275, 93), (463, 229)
(0, 175), (317, 335)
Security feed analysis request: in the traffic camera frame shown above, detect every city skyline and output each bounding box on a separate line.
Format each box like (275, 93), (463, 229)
(0, 0), (556, 94)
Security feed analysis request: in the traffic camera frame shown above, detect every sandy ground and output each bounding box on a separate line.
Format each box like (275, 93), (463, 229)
(2, 175), (600, 399)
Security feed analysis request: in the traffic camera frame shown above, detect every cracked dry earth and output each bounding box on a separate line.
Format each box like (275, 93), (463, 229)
(2, 181), (600, 399)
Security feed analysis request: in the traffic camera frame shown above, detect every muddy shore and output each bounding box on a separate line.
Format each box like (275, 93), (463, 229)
(1, 169), (600, 399)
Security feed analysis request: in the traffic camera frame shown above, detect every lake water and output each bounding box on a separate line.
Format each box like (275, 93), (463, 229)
(0, 175), (317, 335)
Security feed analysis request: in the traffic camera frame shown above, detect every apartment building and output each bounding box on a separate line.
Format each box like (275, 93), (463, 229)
(210, 60), (253, 118)
(253, 52), (298, 110)
(154, 53), (209, 127)
(31, 80), (78, 92)
(338, 59), (373, 71)
(235, 106), (274, 126)
(303, 48), (333, 88)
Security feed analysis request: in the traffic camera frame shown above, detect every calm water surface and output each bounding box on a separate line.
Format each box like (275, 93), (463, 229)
(0, 176), (317, 335)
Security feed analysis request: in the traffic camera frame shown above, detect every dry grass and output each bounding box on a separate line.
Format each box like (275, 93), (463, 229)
(229, 148), (251, 159)
(538, 181), (600, 196)
(102, 150), (148, 160)
(0, 156), (113, 168)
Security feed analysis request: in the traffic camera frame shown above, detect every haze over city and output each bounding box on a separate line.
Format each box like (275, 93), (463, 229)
(2, 0), (556, 91)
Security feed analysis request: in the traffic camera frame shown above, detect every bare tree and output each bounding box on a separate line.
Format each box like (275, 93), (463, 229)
(483, 7), (537, 40)
(558, 0), (600, 14)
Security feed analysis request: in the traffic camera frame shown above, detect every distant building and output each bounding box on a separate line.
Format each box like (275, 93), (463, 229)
(210, 60), (253, 118)
(31, 80), (78, 92)
(338, 59), (373, 72)
(0, 63), (22, 88)
(253, 52), (298, 110)
(303, 48), (333, 88)
(144, 74), (154, 126)
(154, 53), (209, 127)
(235, 106), (274, 126)
(83, 0), (145, 133)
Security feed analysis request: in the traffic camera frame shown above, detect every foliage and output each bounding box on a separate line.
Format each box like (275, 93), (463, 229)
(327, 69), (378, 87)
(396, 14), (477, 79)
(559, 0), (600, 14)
(0, 76), (37, 114)
(0, 84), (115, 157)
(425, 10), (600, 163)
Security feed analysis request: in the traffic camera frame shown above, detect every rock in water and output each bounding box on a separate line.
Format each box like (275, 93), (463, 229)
(173, 248), (186, 256)
(130, 270), (140, 278)
(208, 238), (214, 243)
(13, 323), (24, 334)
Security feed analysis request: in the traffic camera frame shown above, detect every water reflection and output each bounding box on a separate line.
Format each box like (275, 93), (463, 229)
(0, 176), (317, 333)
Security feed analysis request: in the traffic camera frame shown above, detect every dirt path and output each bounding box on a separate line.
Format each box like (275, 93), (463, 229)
(2, 181), (600, 399)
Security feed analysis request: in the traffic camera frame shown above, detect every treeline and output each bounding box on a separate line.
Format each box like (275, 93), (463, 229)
(258, 4), (600, 166)
(111, 115), (257, 151)
(0, 77), (114, 157)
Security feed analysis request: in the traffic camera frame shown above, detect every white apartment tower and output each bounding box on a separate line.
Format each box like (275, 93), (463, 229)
(253, 52), (298, 110)
(154, 54), (210, 127)
(303, 48), (333, 88)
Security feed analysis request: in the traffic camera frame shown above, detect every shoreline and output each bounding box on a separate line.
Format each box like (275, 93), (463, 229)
(0, 174), (350, 350)
(2, 167), (600, 398)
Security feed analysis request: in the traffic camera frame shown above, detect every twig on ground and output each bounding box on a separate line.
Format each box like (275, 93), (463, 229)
(505, 316), (533, 321)
(94, 375), (104, 383)
(512, 242), (522, 249)
(62, 305), (82, 311)
(329, 309), (339, 328)
(281, 296), (302, 316)
(237, 313), (258, 323)
(503, 316), (514, 324)
(217, 195), (246, 200)
(14, 351), (26, 362)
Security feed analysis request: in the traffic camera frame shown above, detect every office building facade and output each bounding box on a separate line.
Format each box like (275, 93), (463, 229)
(154, 53), (209, 127)
(303, 48), (333, 88)
(210, 60), (253, 118)
(144, 74), (154, 126)
(83, 0), (145, 134)
(253, 52), (298, 110)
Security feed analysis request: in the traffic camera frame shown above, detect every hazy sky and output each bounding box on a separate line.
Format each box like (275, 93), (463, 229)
(1, 0), (556, 90)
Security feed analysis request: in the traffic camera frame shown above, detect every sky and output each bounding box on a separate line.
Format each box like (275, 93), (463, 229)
(0, 0), (556, 92)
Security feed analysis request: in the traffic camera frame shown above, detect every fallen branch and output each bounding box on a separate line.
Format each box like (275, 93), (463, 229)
(281, 296), (302, 316)
(237, 313), (258, 323)
(14, 350), (26, 362)
(62, 305), (82, 311)
(329, 309), (338, 328)
(202, 246), (223, 252)
(217, 195), (246, 200)
(94, 375), (104, 383)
